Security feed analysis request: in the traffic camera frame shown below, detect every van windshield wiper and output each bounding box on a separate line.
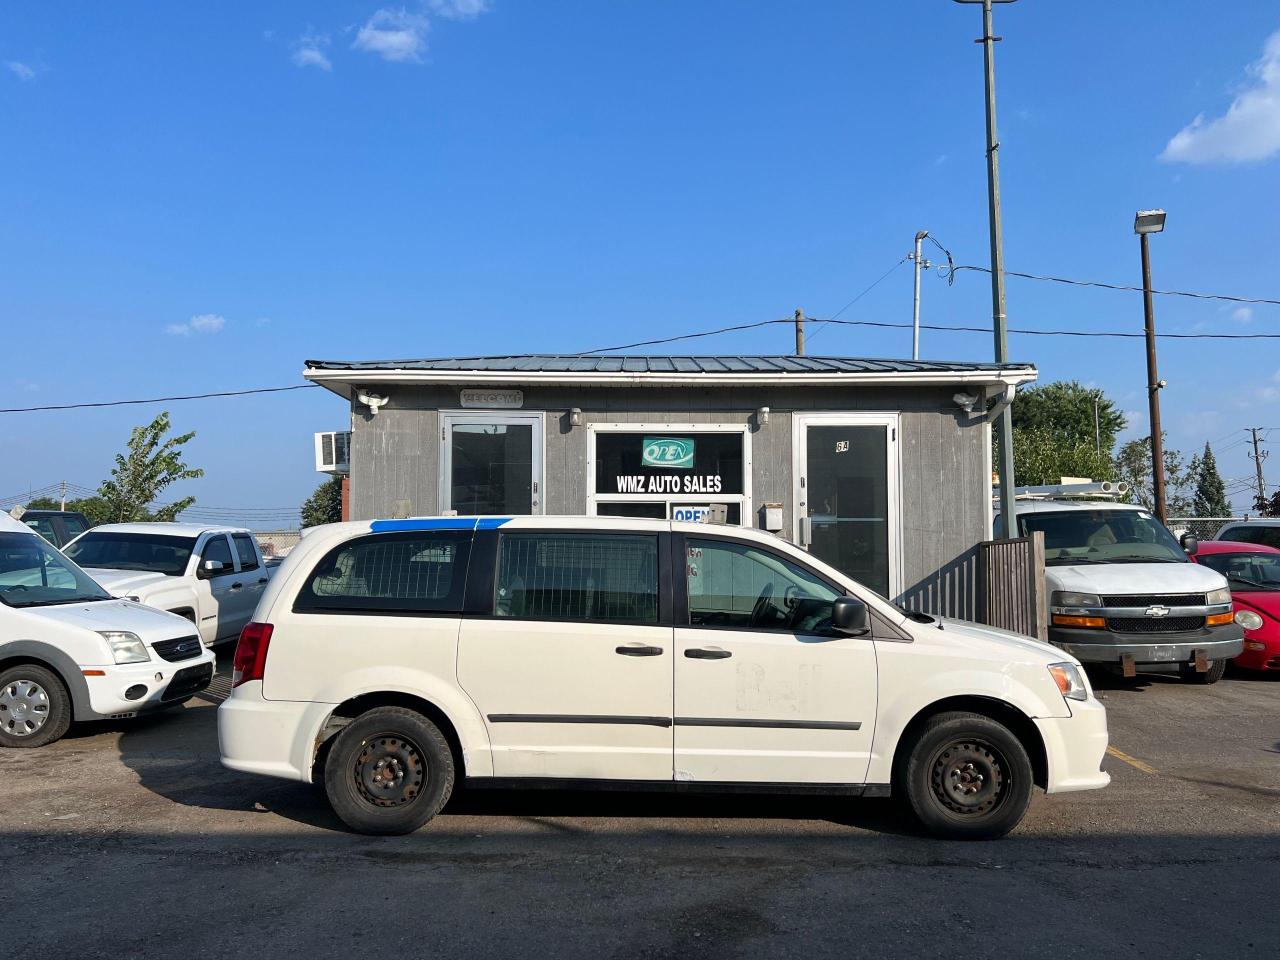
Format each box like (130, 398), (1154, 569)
(1110, 556), (1183, 564)
(1045, 557), (1110, 566)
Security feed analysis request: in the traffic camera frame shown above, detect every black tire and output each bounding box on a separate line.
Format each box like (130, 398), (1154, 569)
(0, 664), (72, 749)
(899, 711), (1034, 841)
(1179, 658), (1227, 685)
(323, 706), (455, 835)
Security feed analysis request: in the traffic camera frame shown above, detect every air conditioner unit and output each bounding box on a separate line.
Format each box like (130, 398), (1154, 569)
(314, 431), (351, 475)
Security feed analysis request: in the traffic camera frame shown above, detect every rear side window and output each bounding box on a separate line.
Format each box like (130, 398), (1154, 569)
(232, 533), (260, 571)
(24, 518), (57, 544)
(1220, 526), (1280, 550)
(295, 531), (472, 614)
(495, 533), (659, 623)
(62, 516), (88, 539)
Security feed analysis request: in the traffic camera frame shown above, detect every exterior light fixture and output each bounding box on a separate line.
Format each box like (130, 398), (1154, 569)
(1134, 209), (1166, 235)
(569, 407), (583, 427)
(757, 407), (770, 426)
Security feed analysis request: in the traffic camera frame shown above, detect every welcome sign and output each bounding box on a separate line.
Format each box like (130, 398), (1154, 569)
(642, 436), (695, 469)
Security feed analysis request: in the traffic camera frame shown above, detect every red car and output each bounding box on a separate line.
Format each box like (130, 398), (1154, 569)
(1191, 540), (1280, 671)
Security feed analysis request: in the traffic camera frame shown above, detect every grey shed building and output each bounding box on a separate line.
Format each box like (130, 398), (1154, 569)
(305, 354), (1037, 612)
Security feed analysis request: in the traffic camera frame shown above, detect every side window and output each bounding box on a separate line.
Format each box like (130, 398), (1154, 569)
(201, 535), (234, 570)
(295, 532), (471, 613)
(686, 537), (840, 634)
(232, 534), (260, 571)
(24, 518), (57, 544)
(62, 517), (88, 539)
(495, 533), (659, 623)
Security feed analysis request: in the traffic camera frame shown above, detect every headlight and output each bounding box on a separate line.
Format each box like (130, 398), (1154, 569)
(98, 631), (150, 665)
(1235, 610), (1264, 631)
(1051, 591), (1101, 609)
(1207, 587), (1231, 605)
(1048, 662), (1088, 702)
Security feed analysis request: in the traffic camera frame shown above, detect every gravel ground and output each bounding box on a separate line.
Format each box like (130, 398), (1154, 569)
(2, 657), (1277, 959)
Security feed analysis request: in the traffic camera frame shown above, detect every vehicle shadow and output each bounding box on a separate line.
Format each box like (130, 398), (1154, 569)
(114, 691), (926, 838)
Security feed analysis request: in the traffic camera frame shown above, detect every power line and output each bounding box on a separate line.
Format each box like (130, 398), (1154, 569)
(946, 264), (1280, 307)
(808, 256), (910, 347)
(0, 383), (320, 415)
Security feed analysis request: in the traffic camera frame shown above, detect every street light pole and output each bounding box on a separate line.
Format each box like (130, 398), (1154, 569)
(955, 0), (1018, 539)
(1135, 209), (1168, 524)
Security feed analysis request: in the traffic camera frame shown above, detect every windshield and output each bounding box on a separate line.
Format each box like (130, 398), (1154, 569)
(1197, 552), (1280, 592)
(64, 532), (196, 576)
(1017, 509), (1187, 565)
(0, 532), (111, 608)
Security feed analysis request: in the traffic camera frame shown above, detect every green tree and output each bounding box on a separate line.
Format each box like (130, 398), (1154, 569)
(1114, 434), (1193, 515)
(98, 411), (204, 523)
(301, 477), (343, 527)
(1013, 427), (1115, 487)
(1012, 381), (1127, 451)
(1189, 442), (1231, 518)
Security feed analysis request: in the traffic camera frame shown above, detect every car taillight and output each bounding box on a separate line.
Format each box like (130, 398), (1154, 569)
(232, 622), (273, 688)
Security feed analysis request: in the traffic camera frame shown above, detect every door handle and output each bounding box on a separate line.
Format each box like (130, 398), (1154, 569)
(257, 578), (269, 585)
(685, 646), (732, 660)
(230, 582), (243, 590)
(615, 644), (664, 657)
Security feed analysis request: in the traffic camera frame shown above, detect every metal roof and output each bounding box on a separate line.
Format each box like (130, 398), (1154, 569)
(305, 354), (1034, 375)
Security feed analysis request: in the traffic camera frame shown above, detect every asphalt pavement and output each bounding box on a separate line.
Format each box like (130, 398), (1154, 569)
(2, 657), (1277, 960)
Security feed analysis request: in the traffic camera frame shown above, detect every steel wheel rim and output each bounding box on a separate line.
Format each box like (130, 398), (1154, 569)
(0, 679), (52, 737)
(929, 738), (1007, 817)
(353, 734), (426, 808)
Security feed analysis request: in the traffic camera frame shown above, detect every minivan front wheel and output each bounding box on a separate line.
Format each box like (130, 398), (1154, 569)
(324, 706), (455, 835)
(0, 664), (72, 748)
(900, 711), (1034, 841)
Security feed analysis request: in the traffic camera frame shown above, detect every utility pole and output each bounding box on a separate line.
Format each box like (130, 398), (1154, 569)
(1093, 395), (1101, 457)
(954, 0), (1018, 539)
(1135, 210), (1168, 524)
(794, 308), (806, 356)
(60, 480), (67, 512)
(1249, 427), (1270, 511)
(909, 231), (932, 361)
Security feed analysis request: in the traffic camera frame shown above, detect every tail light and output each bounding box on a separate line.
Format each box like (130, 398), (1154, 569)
(232, 622), (274, 688)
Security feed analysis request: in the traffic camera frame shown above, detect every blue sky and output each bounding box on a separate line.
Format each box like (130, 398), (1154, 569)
(3, 1), (1279, 523)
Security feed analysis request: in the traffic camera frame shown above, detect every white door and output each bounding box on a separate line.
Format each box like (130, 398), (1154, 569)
(793, 413), (901, 599)
(457, 530), (673, 780)
(227, 533), (267, 634)
(195, 534), (240, 644)
(674, 534), (877, 785)
(440, 412), (544, 515)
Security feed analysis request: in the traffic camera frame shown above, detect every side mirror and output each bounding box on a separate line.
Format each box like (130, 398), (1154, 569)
(1180, 532), (1199, 556)
(198, 559), (226, 580)
(831, 596), (870, 636)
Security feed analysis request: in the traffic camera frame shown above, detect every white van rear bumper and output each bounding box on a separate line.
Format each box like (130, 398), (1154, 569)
(217, 682), (329, 783)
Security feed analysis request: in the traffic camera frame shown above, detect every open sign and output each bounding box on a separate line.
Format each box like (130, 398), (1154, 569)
(642, 437), (695, 469)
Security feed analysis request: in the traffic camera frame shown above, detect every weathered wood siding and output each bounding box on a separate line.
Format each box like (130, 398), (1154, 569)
(347, 383), (991, 611)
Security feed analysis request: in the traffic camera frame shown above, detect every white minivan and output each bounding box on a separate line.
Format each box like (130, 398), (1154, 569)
(219, 516), (1110, 840)
(0, 514), (216, 747)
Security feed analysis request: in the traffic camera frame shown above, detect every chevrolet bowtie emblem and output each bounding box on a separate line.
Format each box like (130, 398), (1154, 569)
(1145, 605), (1171, 618)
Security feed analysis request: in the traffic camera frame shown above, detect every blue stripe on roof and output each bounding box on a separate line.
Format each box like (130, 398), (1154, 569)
(368, 517), (513, 533)
(370, 518), (477, 532)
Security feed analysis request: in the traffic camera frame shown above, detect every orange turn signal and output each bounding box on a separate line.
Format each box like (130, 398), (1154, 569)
(1052, 614), (1106, 629)
(81, 669), (106, 677)
(1206, 612), (1234, 627)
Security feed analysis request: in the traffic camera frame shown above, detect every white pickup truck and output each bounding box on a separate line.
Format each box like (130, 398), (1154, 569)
(64, 523), (272, 647)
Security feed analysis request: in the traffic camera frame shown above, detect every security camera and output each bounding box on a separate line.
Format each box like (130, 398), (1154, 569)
(356, 390), (389, 416)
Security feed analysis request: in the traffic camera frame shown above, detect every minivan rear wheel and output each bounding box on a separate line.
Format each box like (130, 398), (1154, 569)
(899, 711), (1034, 841)
(323, 706), (455, 835)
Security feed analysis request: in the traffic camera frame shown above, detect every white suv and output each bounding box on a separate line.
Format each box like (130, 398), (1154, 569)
(219, 516), (1110, 840)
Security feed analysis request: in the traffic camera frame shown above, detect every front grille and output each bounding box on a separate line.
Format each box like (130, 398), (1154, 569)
(161, 662), (214, 701)
(1106, 616), (1205, 634)
(1101, 594), (1206, 608)
(152, 635), (203, 663)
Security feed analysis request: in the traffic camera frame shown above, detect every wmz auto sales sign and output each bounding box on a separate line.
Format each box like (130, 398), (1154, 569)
(594, 431), (745, 497)
(615, 473), (724, 494)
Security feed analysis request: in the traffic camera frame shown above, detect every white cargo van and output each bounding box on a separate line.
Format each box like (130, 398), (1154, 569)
(0, 514), (215, 747)
(219, 516), (1110, 840)
(1004, 500), (1243, 683)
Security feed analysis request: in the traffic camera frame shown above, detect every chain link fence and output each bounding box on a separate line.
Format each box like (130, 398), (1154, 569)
(256, 529), (302, 558)
(1166, 517), (1242, 540)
